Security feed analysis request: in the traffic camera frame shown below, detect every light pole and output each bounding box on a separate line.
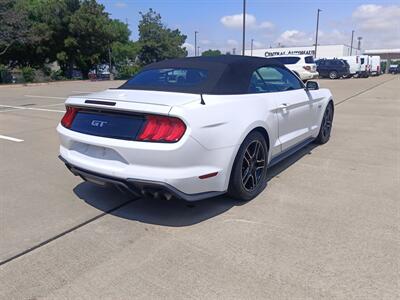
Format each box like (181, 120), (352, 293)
(357, 36), (362, 51)
(350, 30), (355, 55)
(197, 46), (201, 56)
(314, 9), (321, 58)
(250, 39), (254, 56)
(242, 0), (246, 55)
(194, 31), (198, 56)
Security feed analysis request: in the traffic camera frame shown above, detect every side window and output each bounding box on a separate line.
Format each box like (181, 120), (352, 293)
(256, 66), (303, 92)
(248, 71), (268, 93)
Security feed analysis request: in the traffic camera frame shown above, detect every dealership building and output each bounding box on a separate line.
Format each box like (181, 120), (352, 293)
(245, 44), (361, 58)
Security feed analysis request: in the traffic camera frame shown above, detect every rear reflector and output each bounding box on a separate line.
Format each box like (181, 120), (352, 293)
(138, 115), (186, 142)
(199, 172), (218, 179)
(61, 106), (78, 128)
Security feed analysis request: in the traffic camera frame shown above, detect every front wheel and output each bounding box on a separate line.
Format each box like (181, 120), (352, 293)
(228, 131), (268, 201)
(329, 70), (338, 79)
(315, 103), (334, 144)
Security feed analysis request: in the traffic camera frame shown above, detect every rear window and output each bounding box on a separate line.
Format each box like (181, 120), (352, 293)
(305, 56), (314, 64)
(123, 68), (208, 88)
(267, 57), (300, 64)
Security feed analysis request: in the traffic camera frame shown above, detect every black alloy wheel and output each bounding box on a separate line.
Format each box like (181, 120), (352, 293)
(228, 131), (268, 201)
(315, 103), (334, 144)
(241, 140), (266, 192)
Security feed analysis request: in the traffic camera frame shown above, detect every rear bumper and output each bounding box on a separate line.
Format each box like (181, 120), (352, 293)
(57, 124), (235, 199)
(60, 157), (224, 201)
(301, 71), (319, 80)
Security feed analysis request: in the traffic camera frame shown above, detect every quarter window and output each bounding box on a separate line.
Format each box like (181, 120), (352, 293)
(305, 56), (315, 64)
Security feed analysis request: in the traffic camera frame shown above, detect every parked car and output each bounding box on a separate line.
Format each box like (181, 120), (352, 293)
(370, 56), (381, 76)
(389, 64), (400, 74)
(315, 58), (350, 79)
(339, 56), (361, 78)
(266, 55), (318, 81)
(88, 64), (111, 80)
(58, 56), (334, 202)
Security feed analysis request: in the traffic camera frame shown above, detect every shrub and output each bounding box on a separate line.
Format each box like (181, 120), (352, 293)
(116, 64), (140, 79)
(50, 69), (66, 81)
(22, 67), (35, 83)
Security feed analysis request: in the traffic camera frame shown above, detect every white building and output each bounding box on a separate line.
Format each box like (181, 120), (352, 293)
(245, 44), (361, 59)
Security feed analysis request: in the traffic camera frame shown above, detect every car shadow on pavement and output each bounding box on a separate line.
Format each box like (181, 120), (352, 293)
(73, 142), (318, 227)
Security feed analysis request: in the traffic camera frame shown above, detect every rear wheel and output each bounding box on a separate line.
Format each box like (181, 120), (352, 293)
(315, 103), (334, 144)
(329, 70), (338, 79)
(228, 131), (268, 201)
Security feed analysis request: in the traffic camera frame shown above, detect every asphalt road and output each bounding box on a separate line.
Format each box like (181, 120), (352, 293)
(0, 75), (399, 299)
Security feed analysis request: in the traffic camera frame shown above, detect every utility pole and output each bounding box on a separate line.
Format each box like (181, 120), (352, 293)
(197, 46), (201, 56)
(232, 48), (236, 55)
(350, 30), (355, 55)
(194, 31), (198, 56)
(314, 9), (322, 58)
(242, 0), (246, 55)
(250, 39), (254, 56)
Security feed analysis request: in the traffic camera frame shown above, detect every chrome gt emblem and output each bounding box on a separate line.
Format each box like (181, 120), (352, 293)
(91, 120), (108, 127)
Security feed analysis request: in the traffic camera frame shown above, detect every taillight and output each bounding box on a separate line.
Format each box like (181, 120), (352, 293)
(303, 66), (311, 71)
(61, 106), (78, 128)
(138, 115), (186, 142)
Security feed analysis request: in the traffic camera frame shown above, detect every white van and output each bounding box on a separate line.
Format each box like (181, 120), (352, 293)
(339, 56), (361, 77)
(370, 56), (381, 76)
(358, 55), (371, 78)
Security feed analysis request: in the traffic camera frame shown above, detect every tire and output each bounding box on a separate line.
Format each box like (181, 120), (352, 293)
(315, 102), (334, 144)
(228, 131), (268, 201)
(329, 70), (338, 79)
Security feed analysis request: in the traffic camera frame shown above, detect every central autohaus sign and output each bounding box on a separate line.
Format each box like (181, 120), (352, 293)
(264, 49), (315, 57)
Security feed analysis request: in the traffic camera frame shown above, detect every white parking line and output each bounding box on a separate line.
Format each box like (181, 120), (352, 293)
(0, 104), (64, 113)
(0, 135), (24, 142)
(24, 95), (66, 100)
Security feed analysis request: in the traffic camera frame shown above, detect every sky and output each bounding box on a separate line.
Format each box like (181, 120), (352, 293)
(99, 0), (400, 55)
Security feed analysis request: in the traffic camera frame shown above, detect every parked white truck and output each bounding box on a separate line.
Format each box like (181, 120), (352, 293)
(339, 56), (361, 78)
(358, 55), (371, 78)
(370, 56), (381, 76)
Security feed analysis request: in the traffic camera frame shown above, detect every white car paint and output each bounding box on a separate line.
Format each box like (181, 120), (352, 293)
(57, 84), (332, 200)
(266, 55), (319, 81)
(370, 56), (381, 76)
(339, 56), (361, 76)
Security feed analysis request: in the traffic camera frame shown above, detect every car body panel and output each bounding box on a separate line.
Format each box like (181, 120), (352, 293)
(266, 55), (319, 81)
(58, 57), (333, 201)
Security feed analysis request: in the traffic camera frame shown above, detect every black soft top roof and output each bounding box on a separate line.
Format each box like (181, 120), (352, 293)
(119, 55), (285, 95)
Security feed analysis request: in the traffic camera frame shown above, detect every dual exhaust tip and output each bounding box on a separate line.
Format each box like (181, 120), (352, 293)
(114, 182), (174, 201)
(140, 189), (173, 201)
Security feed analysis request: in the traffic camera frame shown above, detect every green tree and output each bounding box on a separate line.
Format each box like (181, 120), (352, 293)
(201, 49), (222, 57)
(0, 0), (31, 58)
(137, 9), (187, 65)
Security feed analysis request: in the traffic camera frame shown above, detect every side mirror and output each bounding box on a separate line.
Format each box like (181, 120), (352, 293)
(306, 80), (319, 90)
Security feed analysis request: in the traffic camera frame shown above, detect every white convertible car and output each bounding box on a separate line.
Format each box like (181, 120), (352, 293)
(58, 56), (333, 201)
